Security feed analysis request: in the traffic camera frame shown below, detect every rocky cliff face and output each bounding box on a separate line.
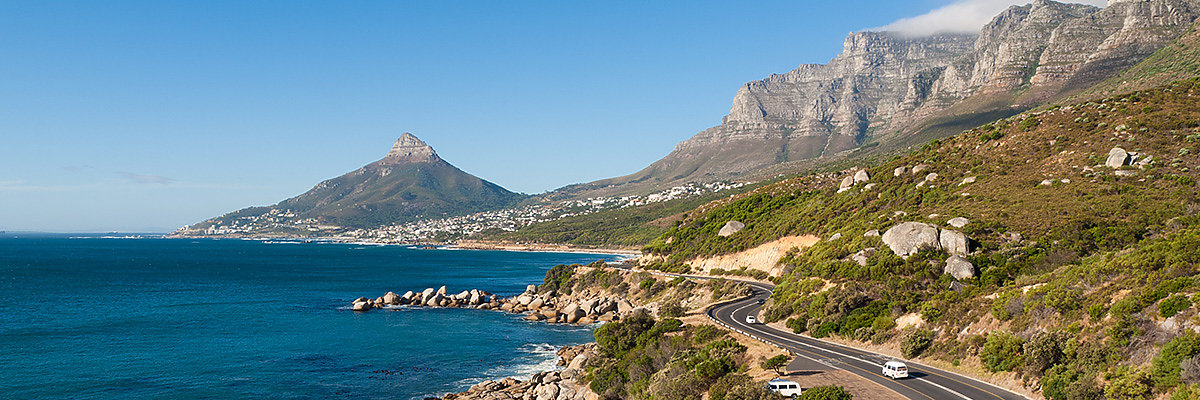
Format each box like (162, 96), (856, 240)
(576, 0), (1199, 198)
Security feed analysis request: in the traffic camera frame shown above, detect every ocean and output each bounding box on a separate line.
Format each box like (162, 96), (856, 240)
(0, 235), (612, 399)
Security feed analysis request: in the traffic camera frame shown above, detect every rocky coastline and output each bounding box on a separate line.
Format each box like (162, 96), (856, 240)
(350, 284), (642, 325)
(439, 343), (599, 400)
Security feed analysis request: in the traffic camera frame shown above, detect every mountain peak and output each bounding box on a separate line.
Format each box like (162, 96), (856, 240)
(382, 133), (439, 164)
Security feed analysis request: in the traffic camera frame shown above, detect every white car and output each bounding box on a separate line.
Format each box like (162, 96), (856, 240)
(766, 378), (803, 398)
(883, 360), (909, 379)
(745, 315), (758, 324)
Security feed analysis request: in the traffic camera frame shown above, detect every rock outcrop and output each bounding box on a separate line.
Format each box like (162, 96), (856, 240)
(944, 255), (976, 280)
(882, 222), (971, 258)
(349, 284), (643, 325)
(441, 344), (600, 400)
(718, 221), (746, 237)
(561, 0), (1199, 199)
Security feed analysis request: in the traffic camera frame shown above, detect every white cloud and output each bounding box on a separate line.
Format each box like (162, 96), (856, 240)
(875, 0), (1108, 37)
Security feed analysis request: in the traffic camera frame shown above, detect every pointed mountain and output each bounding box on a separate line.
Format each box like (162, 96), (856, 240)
(182, 134), (524, 233)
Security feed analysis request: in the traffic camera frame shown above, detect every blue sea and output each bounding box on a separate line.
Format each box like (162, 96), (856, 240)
(0, 235), (612, 399)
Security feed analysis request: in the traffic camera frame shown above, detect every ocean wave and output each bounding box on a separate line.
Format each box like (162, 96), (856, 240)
(452, 342), (563, 390)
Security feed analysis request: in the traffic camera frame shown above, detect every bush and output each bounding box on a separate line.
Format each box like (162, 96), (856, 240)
(798, 385), (853, 400)
(1152, 333), (1200, 390)
(761, 354), (788, 375)
(1172, 384), (1200, 400)
(1105, 366), (1152, 400)
(1160, 294), (1193, 318)
(981, 332), (1025, 372)
(660, 301), (687, 318)
(1024, 331), (1069, 376)
(900, 328), (934, 358)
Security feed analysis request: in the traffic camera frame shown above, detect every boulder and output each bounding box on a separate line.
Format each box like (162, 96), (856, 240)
(526, 284), (538, 294)
(421, 288), (435, 303)
(894, 166), (908, 177)
(455, 290), (470, 300)
(959, 177), (976, 186)
(535, 382), (559, 400)
(469, 292), (482, 305)
(854, 169), (871, 184)
(947, 217), (969, 228)
(565, 307), (585, 323)
(924, 173), (938, 182)
(839, 176), (855, 191)
(580, 299), (599, 315)
(864, 183), (877, 190)
(1136, 155), (1154, 166)
(1106, 148), (1129, 168)
(616, 299), (634, 314)
(718, 221), (745, 237)
(596, 299), (616, 314)
(374, 296), (385, 305)
(1115, 170), (1137, 177)
(882, 222), (941, 258)
(827, 233), (842, 241)
(352, 301), (372, 312)
(864, 229), (880, 237)
(437, 285), (447, 295)
(382, 292), (400, 305)
(525, 313), (545, 321)
(541, 309), (559, 319)
(851, 248), (876, 267)
(944, 255), (976, 280)
(577, 317), (595, 325)
(517, 294), (534, 306)
(403, 290), (416, 301)
(1040, 179), (1054, 186)
(939, 229), (969, 256)
(529, 297), (546, 310)
(912, 164), (930, 174)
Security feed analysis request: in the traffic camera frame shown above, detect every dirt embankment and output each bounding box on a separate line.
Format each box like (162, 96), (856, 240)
(686, 235), (820, 277)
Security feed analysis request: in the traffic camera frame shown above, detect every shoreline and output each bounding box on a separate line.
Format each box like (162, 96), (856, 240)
(164, 235), (642, 258)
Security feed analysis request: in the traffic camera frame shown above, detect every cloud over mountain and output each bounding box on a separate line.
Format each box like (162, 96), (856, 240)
(875, 0), (1107, 37)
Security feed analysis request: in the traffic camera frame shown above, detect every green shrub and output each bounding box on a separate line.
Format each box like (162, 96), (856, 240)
(981, 332), (1025, 372)
(1172, 384), (1200, 400)
(1105, 366), (1152, 400)
(798, 385), (853, 400)
(900, 328), (934, 358)
(1160, 294), (1193, 318)
(1152, 333), (1200, 390)
(761, 355), (788, 375)
(1024, 331), (1070, 376)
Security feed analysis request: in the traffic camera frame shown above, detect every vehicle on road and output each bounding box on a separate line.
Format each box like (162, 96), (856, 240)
(766, 378), (803, 398)
(745, 315), (757, 324)
(756, 298), (765, 305)
(883, 360), (909, 379)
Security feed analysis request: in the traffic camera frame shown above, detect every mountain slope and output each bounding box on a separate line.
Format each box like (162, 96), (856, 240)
(563, 0), (1199, 199)
(178, 133), (524, 234)
(642, 78), (1200, 399)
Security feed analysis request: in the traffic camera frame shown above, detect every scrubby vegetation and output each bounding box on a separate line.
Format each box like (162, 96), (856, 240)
(640, 79), (1200, 398)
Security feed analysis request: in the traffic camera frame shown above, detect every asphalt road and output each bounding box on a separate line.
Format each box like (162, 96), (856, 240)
(708, 281), (1028, 400)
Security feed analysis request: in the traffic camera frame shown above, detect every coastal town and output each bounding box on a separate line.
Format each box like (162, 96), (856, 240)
(174, 181), (745, 243)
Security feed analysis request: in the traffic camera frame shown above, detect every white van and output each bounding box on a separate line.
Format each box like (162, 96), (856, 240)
(746, 315), (758, 324)
(766, 378), (803, 398)
(883, 360), (909, 379)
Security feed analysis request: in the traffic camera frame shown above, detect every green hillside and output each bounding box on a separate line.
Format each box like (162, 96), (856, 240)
(644, 79), (1200, 399)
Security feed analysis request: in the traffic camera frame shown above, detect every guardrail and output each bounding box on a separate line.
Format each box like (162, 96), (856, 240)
(703, 294), (793, 356)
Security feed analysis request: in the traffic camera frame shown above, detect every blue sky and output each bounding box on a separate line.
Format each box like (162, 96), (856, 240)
(0, 0), (1104, 232)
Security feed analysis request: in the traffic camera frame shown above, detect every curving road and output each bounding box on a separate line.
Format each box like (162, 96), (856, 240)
(707, 280), (1027, 400)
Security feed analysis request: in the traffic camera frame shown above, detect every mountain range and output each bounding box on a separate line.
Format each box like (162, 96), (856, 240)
(181, 0), (1200, 234)
(554, 0), (1200, 198)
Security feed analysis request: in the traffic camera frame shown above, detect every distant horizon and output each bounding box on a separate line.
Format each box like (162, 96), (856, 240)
(0, 0), (1109, 232)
